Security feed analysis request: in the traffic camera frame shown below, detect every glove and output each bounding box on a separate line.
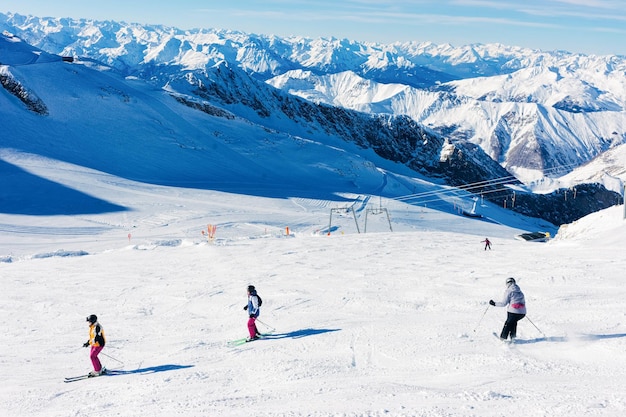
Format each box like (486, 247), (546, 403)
(243, 305), (248, 311)
(83, 342), (89, 347)
(489, 300), (495, 306)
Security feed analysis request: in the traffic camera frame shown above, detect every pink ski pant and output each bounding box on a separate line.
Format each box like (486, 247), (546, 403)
(90, 345), (104, 372)
(248, 317), (259, 338)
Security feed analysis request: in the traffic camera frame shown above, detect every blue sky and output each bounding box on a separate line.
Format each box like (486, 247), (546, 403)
(3, 0), (626, 55)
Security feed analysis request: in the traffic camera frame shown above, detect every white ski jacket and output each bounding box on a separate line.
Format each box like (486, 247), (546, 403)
(495, 283), (526, 314)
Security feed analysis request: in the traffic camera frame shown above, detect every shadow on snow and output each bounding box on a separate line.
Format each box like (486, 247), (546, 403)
(578, 333), (626, 341)
(265, 328), (341, 340)
(0, 160), (128, 215)
(108, 364), (194, 375)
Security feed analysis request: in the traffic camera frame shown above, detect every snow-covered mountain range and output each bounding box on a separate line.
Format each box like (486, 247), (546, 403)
(2, 12), (625, 187)
(1, 12), (624, 225)
(268, 68), (626, 183)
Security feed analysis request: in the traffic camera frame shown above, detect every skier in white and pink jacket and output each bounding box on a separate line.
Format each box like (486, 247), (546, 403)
(244, 285), (261, 341)
(489, 277), (526, 341)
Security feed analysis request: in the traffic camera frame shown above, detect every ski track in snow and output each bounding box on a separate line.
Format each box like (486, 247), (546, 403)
(1, 206), (626, 416)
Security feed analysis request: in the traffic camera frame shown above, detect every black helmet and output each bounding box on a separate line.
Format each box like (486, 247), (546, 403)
(247, 285), (256, 292)
(86, 314), (97, 323)
(505, 277), (516, 286)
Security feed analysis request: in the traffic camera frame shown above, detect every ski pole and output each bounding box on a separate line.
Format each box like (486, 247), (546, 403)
(525, 316), (545, 337)
(101, 352), (124, 365)
(256, 319), (276, 332)
(473, 305), (491, 333)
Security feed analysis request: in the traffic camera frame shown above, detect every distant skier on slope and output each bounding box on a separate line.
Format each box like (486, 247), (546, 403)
(482, 238), (492, 250)
(489, 277), (526, 341)
(243, 285), (262, 341)
(83, 314), (107, 376)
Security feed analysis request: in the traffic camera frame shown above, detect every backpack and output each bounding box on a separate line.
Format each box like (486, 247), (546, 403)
(257, 294), (263, 307)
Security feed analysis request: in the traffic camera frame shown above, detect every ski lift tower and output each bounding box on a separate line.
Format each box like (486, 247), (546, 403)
(328, 206), (360, 235)
(364, 196), (393, 233)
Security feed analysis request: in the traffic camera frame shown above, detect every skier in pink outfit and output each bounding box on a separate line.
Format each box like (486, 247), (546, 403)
(243, 285), (262, 341)
(83, 314), (107, 376)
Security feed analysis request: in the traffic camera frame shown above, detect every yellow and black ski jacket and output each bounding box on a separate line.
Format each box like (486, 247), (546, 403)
(87, 322), (106, 347)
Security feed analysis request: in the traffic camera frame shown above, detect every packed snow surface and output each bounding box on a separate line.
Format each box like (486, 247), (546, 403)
(1, 155), (625, 417)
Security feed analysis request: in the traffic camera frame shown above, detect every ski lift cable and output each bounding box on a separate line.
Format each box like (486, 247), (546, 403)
(403, 187), (513, 207)
(391, 160), (582, 204)
(392, 177), (517, 203)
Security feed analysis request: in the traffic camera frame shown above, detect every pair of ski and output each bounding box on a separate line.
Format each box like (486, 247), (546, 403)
(64, 370), (116, 383)
(64, 373), (105, 383)
(228, 332), (273, 347)
(493, 332), (517, 344)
